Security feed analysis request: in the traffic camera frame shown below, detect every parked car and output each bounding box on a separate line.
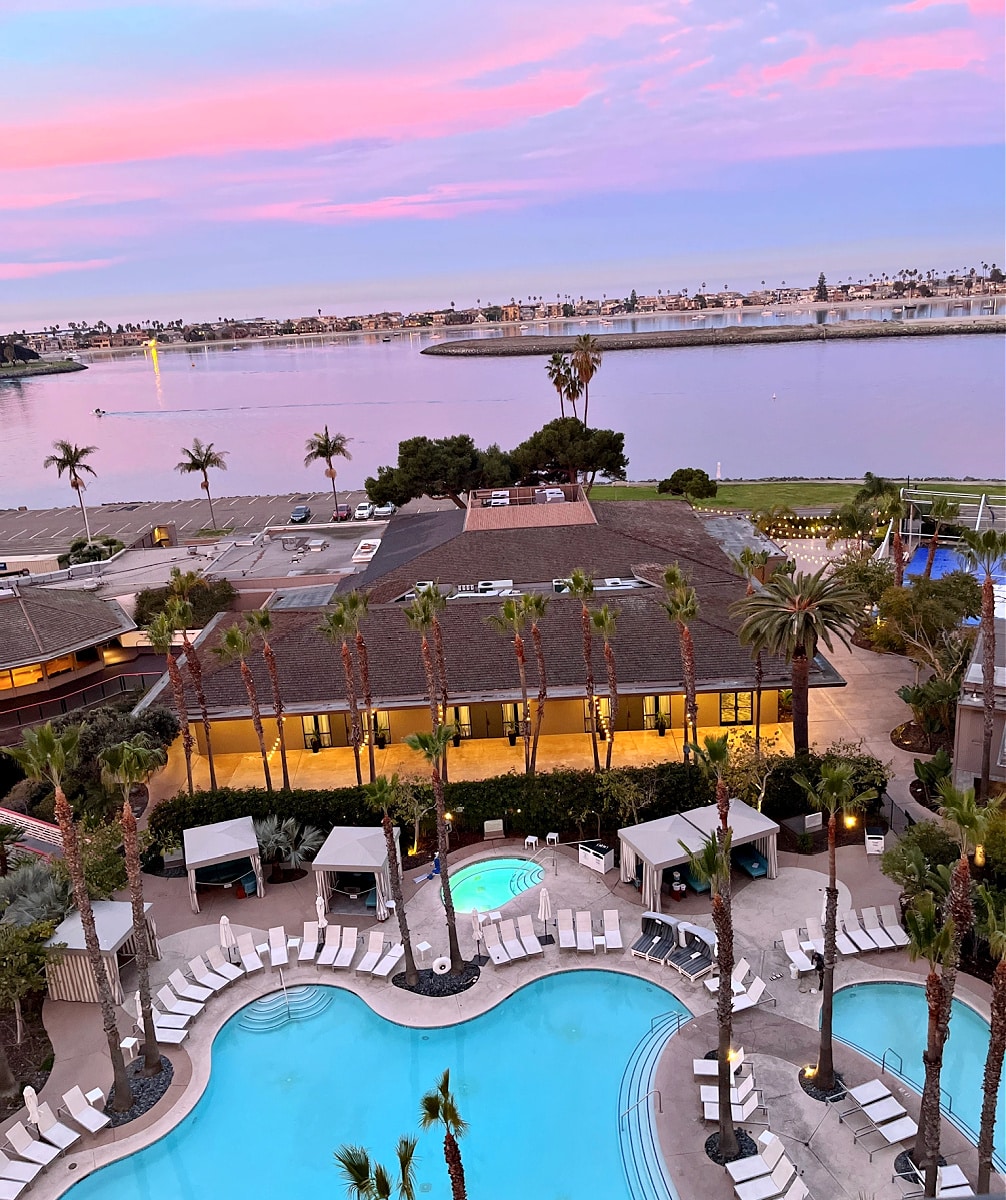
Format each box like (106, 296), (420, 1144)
(373, 502), (396, 519)
(332, 503), (351, 521)
(289, 504), (312, 524)
(354, 501), (375, 520)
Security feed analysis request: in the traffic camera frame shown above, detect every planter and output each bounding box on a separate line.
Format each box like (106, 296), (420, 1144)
(376, 735), (387, 750)
(507, 732), (517, 747)
(656, 725), (666, 738)
(452, 734), (462, 748)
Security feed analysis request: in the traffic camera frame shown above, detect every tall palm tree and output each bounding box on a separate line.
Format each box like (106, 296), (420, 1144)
(568, 569), (600, 772)
(245, 609), (290, 790)
(488, 599), (531, 773)
(404, 594), (441, 746)
(319, 608), (364, 787)
(212, 625), (272, 791)
(733, 568), (863, 754)
(882, 492), (909, 588)
(304, 425), (353, 509)
(418, 586), (451, 783)
(175, 438), (228, 530)
(976, 886), (1006, 1196)
(365, 775), (418, 986)
(42, 439), (98, 542)
(958, 530), (1006, 800)
(795, 763), (876, 1091)
(404, 726), (463, 975)
(99, 736), (167, 1076)
(545, 352), (569, 418)
(345, 591), (377, 783)
(730, 549), (770, 754)
(418, 1068), (468, 1200)
(922, 497), (960, 580)
(2, 726), (134, 1112)
(146, 611), (194, 795)
(591, 604), (619, 770)
(563, 371), (583, 422)
(522, 593), (549, 775)
(334, 1136), (417, 1200)
(855, 473), (905, 583)
(662, 565), (700, 757)
(164, 596), (217, 790)
(825, 500), (877, 553)
(570, 334), (602, 428)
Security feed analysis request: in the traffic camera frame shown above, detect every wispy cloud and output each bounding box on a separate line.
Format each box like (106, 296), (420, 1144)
(0, 257), (120, 280)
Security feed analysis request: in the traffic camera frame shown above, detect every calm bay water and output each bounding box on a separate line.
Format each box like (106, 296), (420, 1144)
(1, 306), (1003, 508)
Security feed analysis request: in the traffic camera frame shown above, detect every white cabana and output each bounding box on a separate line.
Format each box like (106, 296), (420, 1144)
(618, 799), (779, 912)
(183, 816), (265, 914)
(312, 825), (401, 922)
(45, 901), (159, 1005)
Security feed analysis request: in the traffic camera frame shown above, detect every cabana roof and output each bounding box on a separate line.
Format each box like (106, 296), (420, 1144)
(618, 813), (707, 873)
(683, 798), (779, 846)
(312, 825), (397, 873)
(184, 816), (259, 870)
(46, 900), (152, 953)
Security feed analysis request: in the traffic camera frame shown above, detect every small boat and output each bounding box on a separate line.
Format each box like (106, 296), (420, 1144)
(601, 320), (613, 326)
(382, 335), (391, 342)
(828, 309), (838, 314)
(761, 310), (773, 316)
(520, 324), (528, 330)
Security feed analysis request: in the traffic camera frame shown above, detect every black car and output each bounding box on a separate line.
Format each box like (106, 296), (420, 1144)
(289, 504), (312, 524)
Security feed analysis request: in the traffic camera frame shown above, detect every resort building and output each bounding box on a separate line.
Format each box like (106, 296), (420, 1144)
(953, 616), (1006, 793)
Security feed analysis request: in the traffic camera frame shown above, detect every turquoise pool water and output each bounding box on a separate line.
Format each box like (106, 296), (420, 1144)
(833, 981), (1003, 1165)
(446, 856), (543, 913)
(64, 972), (688, 1200)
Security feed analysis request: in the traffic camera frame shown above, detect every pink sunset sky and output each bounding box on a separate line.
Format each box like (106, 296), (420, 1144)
(0, 0), (1002, 325)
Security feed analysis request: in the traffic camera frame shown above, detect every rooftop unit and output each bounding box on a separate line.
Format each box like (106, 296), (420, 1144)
(477, 579), (514, 593)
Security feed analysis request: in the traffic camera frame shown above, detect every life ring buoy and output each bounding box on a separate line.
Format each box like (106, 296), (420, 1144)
(432, 956), (451, 975)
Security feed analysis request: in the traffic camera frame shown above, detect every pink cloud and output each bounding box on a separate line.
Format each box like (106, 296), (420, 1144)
(891, 0), (1001, 14)
(0, 258), (119, 280)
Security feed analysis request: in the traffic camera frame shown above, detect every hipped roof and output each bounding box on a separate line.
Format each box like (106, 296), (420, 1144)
(47, 900), (152, 953)
(619, 799), (779, 873)
(312, 825), (396, 873)
(0, 586), (134, 670)
(183, 816), (258, 870)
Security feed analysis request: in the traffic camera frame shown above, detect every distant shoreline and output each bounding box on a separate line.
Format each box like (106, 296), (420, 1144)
(420, 315), (1005, 357)
(0, 359), (87, 378)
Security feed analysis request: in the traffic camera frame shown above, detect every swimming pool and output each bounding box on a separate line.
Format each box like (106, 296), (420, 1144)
(833, 981), (1004, 1166)
(64, 972), (689, 1200)
(446, 856), (543, 913)
(905, 546), (1006, 623)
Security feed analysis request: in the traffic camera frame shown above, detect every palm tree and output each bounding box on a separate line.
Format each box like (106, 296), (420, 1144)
(487, 599), (531, 773)
(976, 886), (1006, 1196)
(922, 497), (960, 580)
(99, 736), (167, 1076)
(364, 775), (418, 986)
(958, 530), (1006, 800)
(404, 594), (442, 744)
(345, 591), (377, 783)
(568, 569), (600, 772)
(418, 586), (451, 783)
(146, 611), (194, 795)
(591, 604), (619, 770)
(304, 425), (352, 509)
(419, 1069), (468, 1200)
(881, 492), (909, 588)
(320, 607), (364, 787)
(826, 500), (876, 553)
(212, 625), (272, 791)
(404, 726), (463, 975)
(2, 726), (134, 1112)
(334, 1136), (417, 1200)
(733, 568), (863, 754)
(570, 334), (602, 428)
(662, 565), (699, 757)
(522, 593), (549, 775)
(164, 594), (217, 790)
(563, 371), (583, 422)
(730, 550), (770, 754)
(42, 440), (98, 542)
(545, 352), (569, 418)
(175, 438), (228, 530)
(245, 609), (290, 790)
(795, 763), (876, 1091)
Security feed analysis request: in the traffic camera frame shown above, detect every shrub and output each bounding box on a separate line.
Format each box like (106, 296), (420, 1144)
(134, 578), (237, 628)
(658, 468), (717, 499)
(795, 833), (814, 855)
(760, 741), (891, 823)
(881, 819), (959, 896)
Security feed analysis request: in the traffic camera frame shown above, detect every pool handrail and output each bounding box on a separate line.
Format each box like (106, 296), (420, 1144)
(620, 1088), (662, 1122)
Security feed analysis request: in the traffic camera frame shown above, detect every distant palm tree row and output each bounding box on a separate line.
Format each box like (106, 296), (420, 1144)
(545, 334), (602, 424)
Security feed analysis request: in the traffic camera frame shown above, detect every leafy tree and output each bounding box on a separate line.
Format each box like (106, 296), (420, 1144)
(42, 439), (98, 542)
(304, 425), (352, 509)
(510, 419), (626, 493)
(874, 571), (980, 656)
(831, 549), (893, 607)
(419, 1069), (468, 1200)
(175, 438), (228, 529)
(364, 775), (419, 986)
(958, 530), (1006, 801)
(0, 823), (22, 877)
(366, 435), (493, 509)
(134, 577), (236, 628)
(213, 624), (272, 791)
(0, 922), (58, 1047)
(658, 467), (717, 500)
(389, 776), (435, 858)
(815, 273), (829, 302)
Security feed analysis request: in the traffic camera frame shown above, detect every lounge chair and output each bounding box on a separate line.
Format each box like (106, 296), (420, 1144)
(0, 1149), (41, 1187)
(500, 919), (527, 960)
(879, 905), (911, 947)
(372, 943), (404, 980)
(35, 1103), (80, 1153)
(168, 968), (212, 1003)
(693, 1046), (746, 1078)
(841, 911), (877, 952)
(299, 920), (320, 962)
(734, 846), (769, 878)
(136, 991), (187, 1028)
(61, 1085), (110, 1134)
(237, 932), (265, 972)
(207, 945), (244, 981)
(146, 1008), (191, 1041)
(333, 927), (358, 969)
(806, 914), (857, 957)
(780, 1181), (809, 1200)
(668, 924), (716, 980)
(158, 984), (203, 1019)
(355, 931), (386, 976)
(733, 1155), (795, 1200)
(733, 977), (776, 1013)
(575, 911), (594, 953)
(630, 912), (676, 960)
(699, 1072), (758, 1107)
(0, 1177), (26, 1200)
(517, 914), (543, 956)
(268, 926), (290, 967)
(703, 1088), (768, 1125)
(317, 923), (342, 966)
(557, 909), (576, 951)
(780, 929), (814, 973)
(705, 956), (751, 995)
(861, 907), (896, 950)
(483, 923), (510, 966)
(603, 909), (623, 950)
(5, 1124), (59, 1167)
(726, 1131), (785, 1183)
(187, 954), (229, 992)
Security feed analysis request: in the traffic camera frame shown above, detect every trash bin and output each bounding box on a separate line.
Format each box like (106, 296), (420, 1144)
(789, 962), (800, 981)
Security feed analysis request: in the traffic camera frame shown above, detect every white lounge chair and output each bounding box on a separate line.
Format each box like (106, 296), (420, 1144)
(268, 926), (290, 967)
(373, 943), (404, 980)
(693, 1047), (746, 1078)
(483, 923), (510, 966)
(0, 1149), (42, 1186)
(141, 993), (187, 1028)
(781, 929), (814, 972)
(806, 914), (858, 957)
(355, 931), (385, 976)
(500, 919), (526, 960)
(557, 909), (576, 951)
(158, 984), (203, 1019)
(149, 1006), (193, 1038)
(207, 945), (244, 981)
(726, 1131), (785, 1183)
(0, 1175), (26, 1200)
(780, 1181), (809, 1200)
(168, 968), (212, 1003)
(237, 932), (265, 972)
(333, 927), (358, 969)
(299, 920), (319, 962)
(61, 1085), (111, 1134)
(603, 909), (623, 950)
(733, 977), (776, 1013)
(517, 914), (543, 956)
(6, 1123), (59, 1167)
(700, 1072), (758, 1106)
(317, 923), (342, 966)
(841, 911), (877, 952)
(879, 905), (911, 947)
(703, 1088), (767, 1125)
(187, 954), (229, 991)
(705, 956), (751, 995)
(575, 911), (594, 953)
(733, 1155), (795, 1200)
(861, 907), (896, 950)
(35, 1103), (80, 1153)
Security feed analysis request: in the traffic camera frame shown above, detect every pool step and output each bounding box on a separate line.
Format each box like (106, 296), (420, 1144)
(509, 863), (544, 897)
(238, 984), (333, 1032)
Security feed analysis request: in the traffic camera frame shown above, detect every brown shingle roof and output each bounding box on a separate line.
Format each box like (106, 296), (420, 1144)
(0, 586), (134, 670)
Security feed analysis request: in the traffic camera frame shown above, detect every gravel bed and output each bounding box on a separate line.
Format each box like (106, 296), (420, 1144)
(106, 1057), (174, 1127)
(392, 961), (480, 997)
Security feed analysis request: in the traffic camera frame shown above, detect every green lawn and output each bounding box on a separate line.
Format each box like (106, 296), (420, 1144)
(591, 480), (1005, 511)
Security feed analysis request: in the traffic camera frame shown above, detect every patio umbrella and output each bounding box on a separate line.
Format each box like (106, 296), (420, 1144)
(315, 892), (328, 930)
(22, 1086), (39, 1128)
(374, 873), (389, 921)
(219, 914), (237, 963)
(537, 887), (552, 942)
(471, 908), (483, 956)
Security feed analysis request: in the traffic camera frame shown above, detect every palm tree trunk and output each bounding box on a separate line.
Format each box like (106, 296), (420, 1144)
(603, 642), (618, 771)
(74, 483), (93, 542)
(893, 527), (906, 589)
(583, 381), (590, 429)
(240, 660), (272, 791)
(923, 528), (939, 580)
(431, 759), (464, 974)
(203, 473), (217, 529)
(382, 811), (418, 986)
(443, 1129), (467, 1200)
(355, 632), (377, 784)
(978, 958), (1006, 1195)
(817, 815), (839, 1089)
(754, 651), (763, 757)
(339, 640), (363, 787)
(581, 605), (600, 772)
(165, 652), (194, 795)
(432, 618), (450, 784)
(679, 623), (698, 748)
(980, 577), (995, 802)
(917, 971), (947, 1196)
(262, 641), (290, 790)
(122, 803), (160, 1075)
(529, 620), (547, 776)
(328, 460), (338, 508)
(421, 635), (440, 739)
(712, 888), (738, 1159)
(514, 632), (531, 773)
(55, 791), (134, 1112)
(791, 648), (810, 754)
(181, 631), (216, 790)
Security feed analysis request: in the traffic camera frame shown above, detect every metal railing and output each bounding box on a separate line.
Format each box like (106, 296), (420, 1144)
(880, 1047), (904, 1076)
(620, 1088), (662, 1122)
(0, 671), (163, 735)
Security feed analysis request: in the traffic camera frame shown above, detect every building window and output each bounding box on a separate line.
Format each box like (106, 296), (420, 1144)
(363, 710), (391, 744)
(0, 670), (13, 692)
(302, 715), (332, 749)
(719, 691), (753, 725)
(503, 702), (526, 737)
(643, 695), (671, 730)
(10, 664), (43, 689)
(583, 697), (611, 735)
(450, 705), (472, 738)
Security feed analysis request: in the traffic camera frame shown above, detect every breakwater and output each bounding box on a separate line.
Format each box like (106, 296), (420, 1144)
(0, 360), (87, 379)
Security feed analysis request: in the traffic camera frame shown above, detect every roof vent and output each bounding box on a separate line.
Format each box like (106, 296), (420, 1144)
(552, 578), (571, 593)
(414, 581), (435, 591)
(477, 579), (513, 593)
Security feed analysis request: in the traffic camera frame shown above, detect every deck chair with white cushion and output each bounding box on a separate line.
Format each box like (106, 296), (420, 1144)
(557, 909), (576, 950)
(187, 954), (229, 992)
(333, 927), (358, 969)
(299, 920), (320, 962)
(355, 931), (385, 976)
(237, 932), (265, 972)
(705, 956), (751, 995)
(879, 905), (911, 947)
(135, 991), (187, 1028)
(166, 968), (210, 1004)
(806, 914), (858, 957)
(693, 1047), (746, 1078)
(575, 911), (594, 953)
(779, 1180), (809, 1200)
(0, 1176), (26, 1200)
(483, 923), (510, 965)
(603, 909), (623, 950)
(703, 1088), (768, 1125)
(5, 1123), (59, 1167)
(146, 1008), (190, 1042)
(35, 1103), (81, 1153)
(841, 910), (877, 952)
(700, 1071), (758, 1107)
(861, 907), (896, 950)
(733, 1155), (796, 1200)
(781, 929), (814, 972)
(158, 984), (203, 1019)
(61, 1085), (111, 1134)
(500, 919), (526, 960)
(726, 1131), (785, 1183)
(317, 923), (342, 966)
(207, 945), (244, 981)
(733, 977), (776, 1013)
(268, 926), (290, 967)
(0, 1148), (42, 1186)
(372, 943), (404, 980)
(517, 914), (543, 955)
